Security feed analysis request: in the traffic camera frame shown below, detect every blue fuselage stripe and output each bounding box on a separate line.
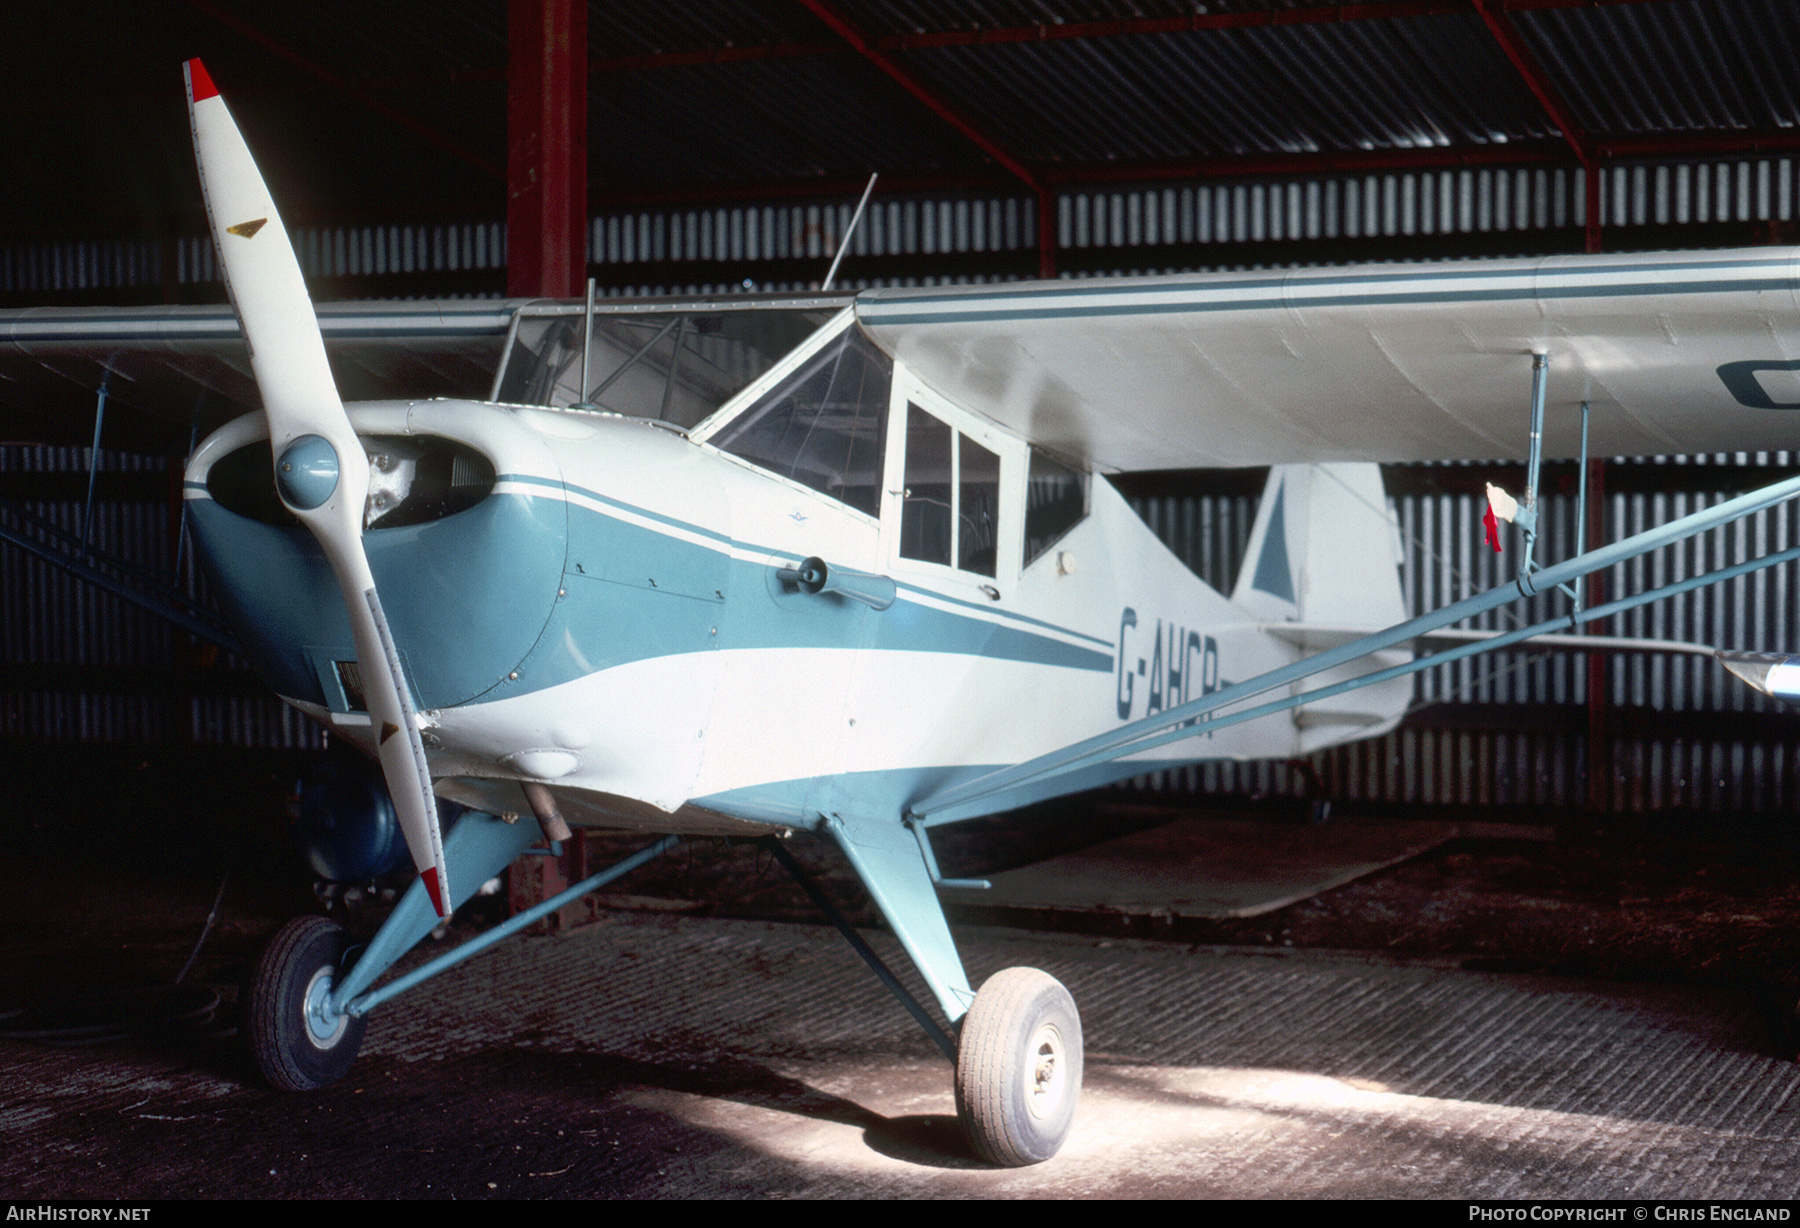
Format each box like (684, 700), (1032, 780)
(532, 493), (1116, 682)
(503, 472), (1117, 662)
(191, 483), (1115, 710)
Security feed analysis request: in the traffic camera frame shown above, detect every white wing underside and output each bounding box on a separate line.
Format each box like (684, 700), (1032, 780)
(855, 248), (1800, 471)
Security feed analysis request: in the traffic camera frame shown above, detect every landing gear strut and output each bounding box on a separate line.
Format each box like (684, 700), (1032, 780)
(766, 832), (1086, 1165)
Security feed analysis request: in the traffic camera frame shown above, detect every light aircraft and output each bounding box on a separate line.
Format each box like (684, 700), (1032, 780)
(11, 59), (1800, 1166)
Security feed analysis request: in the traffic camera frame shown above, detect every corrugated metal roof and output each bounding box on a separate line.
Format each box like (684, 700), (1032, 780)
(592, 55), (981, 187)
(1514, 0), (1800, 138)
(2, 3), (1796, 211)
(890, 16), (1560, 166)
(591, 0), (833, 55)
(3, 0), (1800, 283)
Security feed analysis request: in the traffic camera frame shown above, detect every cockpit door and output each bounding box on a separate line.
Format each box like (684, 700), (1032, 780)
(883, 371), (1023, 599)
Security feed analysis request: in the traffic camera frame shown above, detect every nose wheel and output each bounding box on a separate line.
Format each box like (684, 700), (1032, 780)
(245, 916), (366, 1091)
(954, 967), (1083, 1166)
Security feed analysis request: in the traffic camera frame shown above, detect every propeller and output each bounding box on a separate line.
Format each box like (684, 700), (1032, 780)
(185, 59), (451, 917)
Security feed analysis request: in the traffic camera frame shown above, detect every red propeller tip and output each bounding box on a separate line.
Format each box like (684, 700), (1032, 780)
(421, 865), (448, 918)
(186, 59), (218, 103)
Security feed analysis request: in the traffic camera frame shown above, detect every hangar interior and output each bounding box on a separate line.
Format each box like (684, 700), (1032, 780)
(7, 0), (1800, 828)
(15, 3), (1800, 1195)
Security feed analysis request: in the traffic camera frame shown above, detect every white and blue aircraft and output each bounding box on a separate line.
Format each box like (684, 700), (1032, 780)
(14, 59), (1800, 1165)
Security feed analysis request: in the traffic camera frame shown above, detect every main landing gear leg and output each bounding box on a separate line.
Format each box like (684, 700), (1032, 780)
(810, 814), (1084, 1166)
(244, 808), (553, 1091)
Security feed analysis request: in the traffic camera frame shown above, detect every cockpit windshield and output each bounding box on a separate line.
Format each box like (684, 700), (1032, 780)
(703, 322), (892, 517)
(492, 299), (846, 428)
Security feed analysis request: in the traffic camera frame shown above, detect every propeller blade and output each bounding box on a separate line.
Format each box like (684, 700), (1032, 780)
(185, 59), (451, 916)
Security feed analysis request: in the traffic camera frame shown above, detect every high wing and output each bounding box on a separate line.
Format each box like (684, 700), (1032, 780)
(855, 249), (1800, 470)
(0, 301), (518, 449)
(18, 248), (1800, 465)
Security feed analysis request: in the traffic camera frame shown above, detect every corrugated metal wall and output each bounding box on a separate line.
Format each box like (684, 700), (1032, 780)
(594, 196), (1039, 266)
(1061, 160), (1795, 253)
(7, 159), (1800, 813)
(0, 444), (324, 750)
(1, 223), (510, 297)
(8, 439), (1799, 813)
(7, 156), (1800, 296)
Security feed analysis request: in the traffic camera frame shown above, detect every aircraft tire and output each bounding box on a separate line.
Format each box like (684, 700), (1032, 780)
(954, 967), (1083, 1166)
(246, 916), (366, 1092)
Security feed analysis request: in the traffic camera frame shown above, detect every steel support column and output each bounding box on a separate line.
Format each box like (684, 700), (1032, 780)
(507, 0), (587, 298)
(1585, 458), (1609, 811)
(504, 1), (590, 916)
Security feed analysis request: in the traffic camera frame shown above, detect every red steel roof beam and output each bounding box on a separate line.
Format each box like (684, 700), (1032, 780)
(591, 139), (1577, 211)
(1045, 141), (1574, 185)
(1471, 0), (1600, 251)
(182, 0), (502, 179)
(594, 123), (1800, 215)
(1602, 129), (1800, 158)
(793, 0), (1056, 278)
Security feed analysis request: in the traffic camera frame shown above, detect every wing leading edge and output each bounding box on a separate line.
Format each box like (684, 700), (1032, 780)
(855, 248), (1800, 471)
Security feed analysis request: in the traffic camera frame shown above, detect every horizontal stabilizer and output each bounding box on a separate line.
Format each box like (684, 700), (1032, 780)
(1718, 651), (1800, 703)
(1266, 624), (1719, 659)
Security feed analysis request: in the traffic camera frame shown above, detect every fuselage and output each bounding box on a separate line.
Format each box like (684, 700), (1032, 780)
(184, 312), (1357, 836)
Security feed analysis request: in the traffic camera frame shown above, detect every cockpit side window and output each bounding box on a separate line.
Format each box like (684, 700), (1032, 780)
(899, 401), (1002, 579)
(708, 326), (892, 516)
(959, 433), (1000, 577)
(1023, 447), (1087, 566)
(899, 404), (953, 565)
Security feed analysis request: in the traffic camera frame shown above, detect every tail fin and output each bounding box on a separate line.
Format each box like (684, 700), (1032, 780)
(1231, 463), (1412, 752)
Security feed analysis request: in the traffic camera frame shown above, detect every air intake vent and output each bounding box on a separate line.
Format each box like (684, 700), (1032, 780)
(334, 660), (366, 712)
(207, 435), (496, 528)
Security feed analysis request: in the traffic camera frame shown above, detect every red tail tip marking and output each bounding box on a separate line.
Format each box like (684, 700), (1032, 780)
(186, 59), (218, 102)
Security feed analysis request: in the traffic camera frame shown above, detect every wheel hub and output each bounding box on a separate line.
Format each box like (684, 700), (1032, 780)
(1024, 1021), (1066, 1120)
(302, 965), (349, 1049)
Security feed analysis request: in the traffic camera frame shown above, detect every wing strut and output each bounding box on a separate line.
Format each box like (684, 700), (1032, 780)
(760, 835), (958, 1060)
(909, 469), (1800, 827)
(1484, 353), (1595, 611)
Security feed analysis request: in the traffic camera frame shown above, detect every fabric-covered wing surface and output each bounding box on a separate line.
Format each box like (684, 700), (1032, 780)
(0, 301), (517, 450)
(855, 248), (1800, 471)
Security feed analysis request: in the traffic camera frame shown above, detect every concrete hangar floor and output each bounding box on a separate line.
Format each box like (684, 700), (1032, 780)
(4, 745), (1800, 1198)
